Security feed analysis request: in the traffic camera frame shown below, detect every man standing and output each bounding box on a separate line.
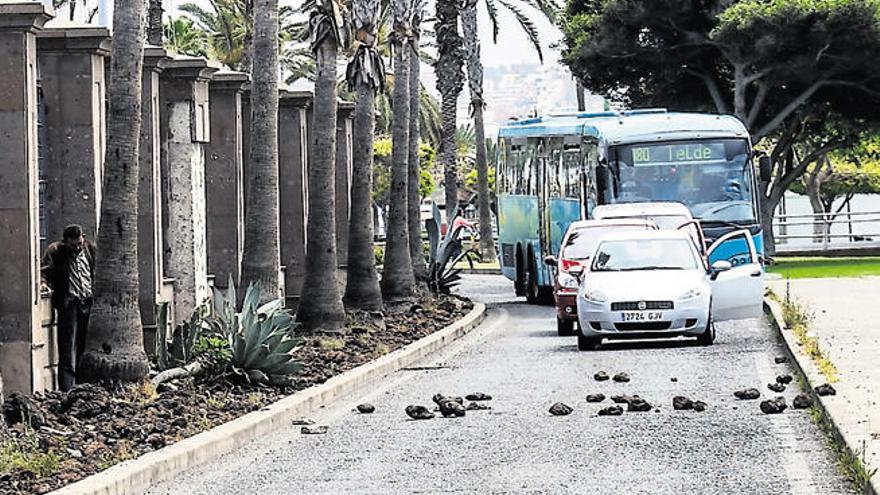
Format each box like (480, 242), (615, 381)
(40, 225), (96, 391)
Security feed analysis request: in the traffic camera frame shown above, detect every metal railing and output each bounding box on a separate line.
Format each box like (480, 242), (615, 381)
(773, 209), (880, 250)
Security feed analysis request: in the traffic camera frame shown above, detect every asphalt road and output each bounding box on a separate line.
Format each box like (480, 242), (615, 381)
(148, 275), (852, 495)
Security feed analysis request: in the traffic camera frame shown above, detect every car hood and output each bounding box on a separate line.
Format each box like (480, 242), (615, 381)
(584, 269), (706, 301)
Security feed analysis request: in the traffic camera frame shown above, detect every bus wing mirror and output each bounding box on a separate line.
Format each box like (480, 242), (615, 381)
(758, 156), (772, 183)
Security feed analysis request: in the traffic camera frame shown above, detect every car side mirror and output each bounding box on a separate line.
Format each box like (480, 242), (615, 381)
(544, 255), (557, 267)
(759, 156), (772, 183)
(568, 265), (584, 281)
(710, 260), (732, 281)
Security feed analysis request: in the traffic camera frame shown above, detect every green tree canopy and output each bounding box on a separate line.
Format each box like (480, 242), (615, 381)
(560, 0), (880, 253)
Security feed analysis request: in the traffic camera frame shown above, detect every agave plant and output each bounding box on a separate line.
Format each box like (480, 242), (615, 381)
(426, 205), (481, 293)
(212, 277), (302, 385)
(154, 301), (212, 371)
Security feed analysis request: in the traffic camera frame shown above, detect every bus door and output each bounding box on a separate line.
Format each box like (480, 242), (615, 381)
(536, 140), (551, 261)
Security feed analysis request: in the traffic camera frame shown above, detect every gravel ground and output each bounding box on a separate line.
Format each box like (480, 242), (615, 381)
(147, 275), (852, 495)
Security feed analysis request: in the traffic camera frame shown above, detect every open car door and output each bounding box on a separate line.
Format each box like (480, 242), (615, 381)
(708, 230), (763, 321)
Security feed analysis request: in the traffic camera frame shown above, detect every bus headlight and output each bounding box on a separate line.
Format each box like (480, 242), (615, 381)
(558, 272), (579, 289)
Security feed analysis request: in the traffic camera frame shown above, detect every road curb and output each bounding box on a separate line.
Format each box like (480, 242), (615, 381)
(458, 268), (502, 275)
(50, 302), (487, 495)
(764, 297), (878, 495)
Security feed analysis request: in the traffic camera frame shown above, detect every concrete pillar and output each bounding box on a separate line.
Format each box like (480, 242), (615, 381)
(335, 101), (354, 268)
(138, 45), (170, 343)
(36, 26), (109, 244)
(278, 89), (312, 302)
(0, 3), (53, 394)
(205, 71), (247, 291)
(159, 56), (218, 323)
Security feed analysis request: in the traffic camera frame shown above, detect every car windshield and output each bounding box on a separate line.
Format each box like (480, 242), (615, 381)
(606, 139), (757, 224)
(562, 225), (652, 260)
(601, 214), (688, 230)
(591, 238), (699, 272)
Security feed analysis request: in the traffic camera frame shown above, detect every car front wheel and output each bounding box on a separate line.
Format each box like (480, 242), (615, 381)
(557, 318), (574, 336)
(578, 334), (600, 351)
(697, 316), (715, 346)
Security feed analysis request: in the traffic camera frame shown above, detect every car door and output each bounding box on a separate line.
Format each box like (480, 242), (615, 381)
(708, 230), (763, 321)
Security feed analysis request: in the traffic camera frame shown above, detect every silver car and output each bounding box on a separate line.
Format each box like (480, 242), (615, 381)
(572, 229), (763, 350)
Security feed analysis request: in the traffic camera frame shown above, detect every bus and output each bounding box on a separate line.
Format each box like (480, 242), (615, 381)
(495, 109), (770, 302)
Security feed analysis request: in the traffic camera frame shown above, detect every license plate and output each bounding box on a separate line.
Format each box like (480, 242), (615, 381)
(620, 311), (663, 321)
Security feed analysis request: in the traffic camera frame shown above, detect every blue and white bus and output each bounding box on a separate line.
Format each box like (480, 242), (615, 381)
(495, 109), (769, 302)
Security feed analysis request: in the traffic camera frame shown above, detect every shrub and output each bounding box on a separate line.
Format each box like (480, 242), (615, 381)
(212, 279), (302, 386)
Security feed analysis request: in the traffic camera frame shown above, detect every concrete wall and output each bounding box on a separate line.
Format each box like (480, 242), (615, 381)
(335, 102), (354, 268)
(205, 71), (247, 290)
(279, 90), (311, 301)
(138, 45), (173, 345)
(36, 26), (109, 241)
(0, 3), (53, 394)
(159, 57), (218, 323)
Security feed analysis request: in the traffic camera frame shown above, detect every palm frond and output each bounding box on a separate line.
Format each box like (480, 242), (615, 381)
(482, 0), (500, 44)
(496, 0), (543, 62)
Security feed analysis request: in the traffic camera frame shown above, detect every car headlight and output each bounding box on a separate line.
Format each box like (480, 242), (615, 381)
(558, 272), (579, 289)
(583, 289), (608, 303)
(678, 287), (703, 301)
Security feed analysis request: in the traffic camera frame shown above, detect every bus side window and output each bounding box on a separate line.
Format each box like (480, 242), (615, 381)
(550, 148), (562, 198)
(564, 150), (580, 198)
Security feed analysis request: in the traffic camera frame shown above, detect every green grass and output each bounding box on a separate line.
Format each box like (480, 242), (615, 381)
(768, 257), (880, 279)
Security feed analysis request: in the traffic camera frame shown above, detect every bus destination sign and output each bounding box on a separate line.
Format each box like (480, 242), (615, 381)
(630, 142), (726, 166)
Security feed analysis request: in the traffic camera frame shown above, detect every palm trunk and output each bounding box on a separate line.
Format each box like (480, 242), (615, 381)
(78, 0), (150, 383)
(147, 0), (163, 46)
(576, 80), (586, 111)
(461, 1), (496, 262)
(240, 0), (281, 301)
(381, 38), (416, 301)
(408, 35), (428, 281)
(434, 0), (464, 223)
(344, 82), (383, 309)
(297, 38), (346, 329)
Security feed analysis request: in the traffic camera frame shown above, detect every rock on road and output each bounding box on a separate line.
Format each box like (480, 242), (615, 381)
(148, 275), (851, 495)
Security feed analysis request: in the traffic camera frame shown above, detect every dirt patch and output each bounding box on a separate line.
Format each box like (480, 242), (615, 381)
(0, 294), (472, 494)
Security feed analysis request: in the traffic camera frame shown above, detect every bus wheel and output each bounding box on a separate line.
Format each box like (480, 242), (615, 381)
(514, 250), (526, 296)
(525, 255), (540, 304)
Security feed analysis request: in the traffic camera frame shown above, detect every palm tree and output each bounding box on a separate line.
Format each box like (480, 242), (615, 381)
(148, 0), (163, 46)
(163, 17), (210, 57)
(180, 0), (299, 73)
(297, 0), (348, 329)
(407, 2), (428, 281)
(380, 0), (416, 301)
(78, 0), (150, 383)
(240, 0), (281, 302)
(461, 0), (495, 261)
(434, 0), (465, 223)
(343, 0), (385, 310)
(461, 0), (555, 261)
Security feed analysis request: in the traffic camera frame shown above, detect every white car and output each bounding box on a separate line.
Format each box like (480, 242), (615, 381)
(592, 202), (693, 230)
(572, 229), (763, 351)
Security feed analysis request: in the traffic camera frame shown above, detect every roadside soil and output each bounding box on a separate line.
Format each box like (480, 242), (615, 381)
(0, 293), (472, 495)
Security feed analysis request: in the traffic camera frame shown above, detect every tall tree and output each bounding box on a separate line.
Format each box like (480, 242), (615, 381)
(561, 0), (880, 254)
(381, 0), (417, 300)
(407, 2), (428, 281)
(298, 0), (348, 328)
(461, 0), (491, 261)
(240, 0), (281, 301)
(343, 0), (385, 309)
(78, 0), (150, 383)
(147, 0), (163, 46)
(434, 0), (465, 223)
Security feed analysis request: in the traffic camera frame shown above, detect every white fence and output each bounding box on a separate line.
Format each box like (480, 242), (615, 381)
(773, 193), (880, 252)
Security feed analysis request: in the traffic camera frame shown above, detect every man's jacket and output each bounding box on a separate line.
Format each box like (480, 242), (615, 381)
(40, 241), (97, 306)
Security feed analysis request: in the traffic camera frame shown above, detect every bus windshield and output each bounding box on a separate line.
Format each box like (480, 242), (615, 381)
(608, 139), (757, 224)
